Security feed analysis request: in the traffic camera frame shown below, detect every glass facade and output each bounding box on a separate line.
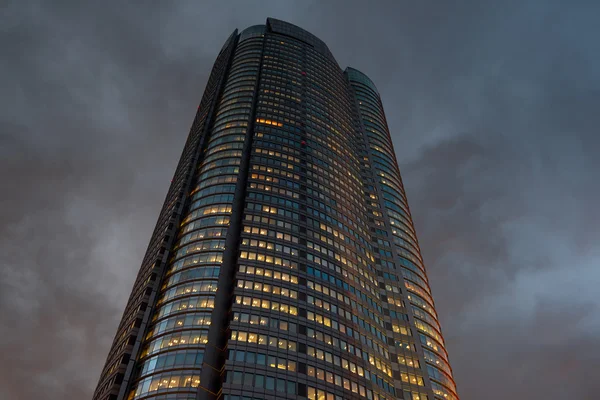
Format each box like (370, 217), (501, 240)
(93, 18), (458, 400)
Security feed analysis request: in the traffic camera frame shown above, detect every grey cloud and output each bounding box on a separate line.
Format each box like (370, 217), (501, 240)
(1, 0), (599, 399)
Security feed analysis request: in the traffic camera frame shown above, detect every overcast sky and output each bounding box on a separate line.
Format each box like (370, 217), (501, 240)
(2, 1), (599, 399)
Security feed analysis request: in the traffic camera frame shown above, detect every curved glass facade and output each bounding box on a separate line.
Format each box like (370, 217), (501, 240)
(347, 67), (458, 400)
(93, 18), (458, 400)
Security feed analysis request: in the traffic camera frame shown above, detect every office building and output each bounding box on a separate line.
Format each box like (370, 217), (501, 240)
(93, 18), (459, 400)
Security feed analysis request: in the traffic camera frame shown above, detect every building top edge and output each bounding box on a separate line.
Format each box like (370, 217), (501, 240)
(239, 25), (266, 42)
(265, 18), (337, 62)
(345, 66), (380, 95)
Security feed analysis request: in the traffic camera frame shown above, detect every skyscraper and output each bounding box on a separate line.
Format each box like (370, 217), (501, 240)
(93, 18), (458, 400)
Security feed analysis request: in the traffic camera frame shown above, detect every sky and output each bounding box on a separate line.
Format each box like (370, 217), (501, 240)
(1, 1), (599, 399)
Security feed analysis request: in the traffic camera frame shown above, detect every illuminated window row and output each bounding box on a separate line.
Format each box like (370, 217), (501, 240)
(245, 202), (299, 220)
(308, 229), (359, 261)
(197, 175), (238, 190)
(255, 118), (283, 127)
(392, 324), (412, 336)
(228, 349), (296, 372)
(222, 71), (256, 85)
(141, 330), (209, 358)
(432, 381), (458, 400)
(411, 305), (441, 332)
(400, 257), (431, 294)
(398, 354), (420, 369)
(306, 254), (379, 299)
(306, 220), (370, 265)
(307, 384), (387, 400)
(249, 173), (280, 183)
(387, 211), (414, 237)
(248, 182), (300, 199)
(400, 372), (425, 386)
(309, 207), (370, 250)
(256, 101), (302, 115)
(306, 310), (387, 355)
(388, 296), (405, 308)
(392, 237), (423, 266)
(235, 295), (298, 316)
(307, 240), (341, 263)
(240, 237), (298, 256)
(306, 162), (361, 202)
(307, 151), (364, 196)
(253, 131), (304, 154)
(220, 78), (256, 92)
(246, 193), (300, 217)
(405, 281), (436, 310)
(306, 343), (384, 381)
(145, 312), (212, 339)
(242, 225), (299, 243)
(201, 150), (243, 166)
(307, 364), (392, 398)
(198, 162), (240, 179)
(238, 264), (298, 283)
(251, 163), (300, 179)
(261, 58), (301, 73)
(414, 319), (443, 344)
(254, 130), (302, 148)
(378, 176), (405, 200)
(260, 87), (301, 102)
(426, 364), (457, 394)
(212, 109), (250, 126)
(215, 101), (254, 117)
(174, 239), (225, 259)
(232, 311), (297, 333)
(220, 85), (255, 97)
(249, 173), (300, 190)
(306, 264), (379, 310)
(403, 391), (429, 400)
(244, 215), (299, 232)
(180, 215), (230, 236)
(306, 131), (355, 162)
(381, 192), (409, 218)
(219, 91), (254, 106)
(230, 330), (297, 351)
(254, 147), (300, 163)
(205, 141), (245, 156)
(261, 72), (302, 87)
(251, 155), (298, 170)
(423, 348), (452, 376)
(239, 251), (297, 269)
(419, 333), (448, 361)
(209, 123), (247, 138)
(169, 252), (223, 274)
(253, 117), (301, 136)
(316, 221), (349, 243)
(176, 227), (228, 248)
(236, 279), (298, 299)
(153, 295), (215, 320)
(307, 240), (374, 283)
(131, 370), (200, 399)
(308, 279), (383, 316)
(307, 293), (384, 332)
(306, 325), (388, 364)
(157, 280), (218, 305)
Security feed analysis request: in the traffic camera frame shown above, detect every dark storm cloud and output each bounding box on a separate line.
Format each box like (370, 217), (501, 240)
(1, 1), (598, 399)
